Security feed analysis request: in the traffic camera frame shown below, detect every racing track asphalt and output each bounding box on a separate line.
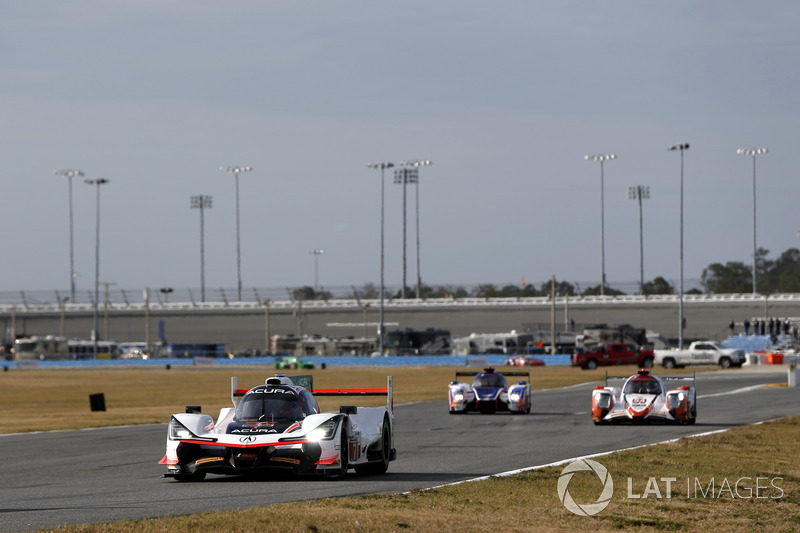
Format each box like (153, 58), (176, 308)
(2, 368), (799, 532)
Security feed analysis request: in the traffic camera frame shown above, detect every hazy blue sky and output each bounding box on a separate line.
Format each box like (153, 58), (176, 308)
(2, 1), (798, 298)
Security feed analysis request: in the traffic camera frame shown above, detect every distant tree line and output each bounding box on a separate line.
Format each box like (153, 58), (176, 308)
(701, 247), (800, 294)
(289, 247), (800, 301)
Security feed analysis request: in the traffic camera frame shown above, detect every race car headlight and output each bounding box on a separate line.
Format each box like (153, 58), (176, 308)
(169, 418), (195, 440)
(509, 390), (522, 402)
(666, 393), (684, 409)
(307, 418), (339, 442)
(452, 391), (464, 402)
(594, 392), (612, 409)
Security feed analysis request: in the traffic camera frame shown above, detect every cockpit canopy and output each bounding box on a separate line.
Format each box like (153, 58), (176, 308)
(473, 373), (507, 389)
(234, 386), (319, 422)
(624, 378), (662, 395)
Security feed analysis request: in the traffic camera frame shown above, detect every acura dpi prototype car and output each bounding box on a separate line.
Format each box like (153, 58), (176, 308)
(591, 369), (696, 425)
(448, 367), (531, 414)
(159, 374), (395, 481)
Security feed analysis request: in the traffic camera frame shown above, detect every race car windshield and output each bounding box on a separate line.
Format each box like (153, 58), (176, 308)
(624, 379), (661, 395)
(234, 394), (305, 422)
(473, 374), (507, 388)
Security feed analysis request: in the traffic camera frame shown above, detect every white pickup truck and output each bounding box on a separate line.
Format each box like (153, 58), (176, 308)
(654, 341), (746, 369)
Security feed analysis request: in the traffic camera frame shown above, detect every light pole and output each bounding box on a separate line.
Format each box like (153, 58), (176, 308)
(309, 249), (324, 294)
(584, 154), (616, 295)
(84, 177), (109, 359)
(669, 143), (689, 349)
(101, 281), (116, 341)
(58, 295), (68, 338)
(160, 287), (174, 303)
(737, 148), (768, 294)
(219, 165), (253, 301)
(367, 161), (394, 355)
(54, 169), (84, 302)
(264, 299), (271, 354)
(143, 287), (151, 355)
(400, 160), (431, 298)
(628, 185), (650, 294)
(393, 167), (412, 299)
(190, 195), (212, 302)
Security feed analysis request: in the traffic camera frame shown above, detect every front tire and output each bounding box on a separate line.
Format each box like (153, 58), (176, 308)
(719, 357), (732, 369)
(325, 420), (350, 479)
(173, 471), (206, 482)
(336, 425), (350, 476)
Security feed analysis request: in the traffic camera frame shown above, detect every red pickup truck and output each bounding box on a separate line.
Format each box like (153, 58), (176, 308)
(571, 342), (654, 370)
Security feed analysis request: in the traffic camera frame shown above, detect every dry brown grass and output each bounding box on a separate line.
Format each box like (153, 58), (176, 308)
(0, 363), (655, 433)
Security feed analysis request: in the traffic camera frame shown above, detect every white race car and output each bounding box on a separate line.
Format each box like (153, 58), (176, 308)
(448, 367), (531, 414)
(159, 374), (395, 481)
(591, 369), (696, 425)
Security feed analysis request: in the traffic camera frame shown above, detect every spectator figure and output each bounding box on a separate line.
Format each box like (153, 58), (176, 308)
(754, 319), (760, 335)
(729, 320), (735, 336)
(769, 318), (775, 336)
(784, 319), (790, 335)
(744, 318), (751, 335)
(760, 320), (766, 336)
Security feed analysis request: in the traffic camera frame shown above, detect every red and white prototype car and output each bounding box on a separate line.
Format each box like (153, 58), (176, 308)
(591, 369), (696, 425)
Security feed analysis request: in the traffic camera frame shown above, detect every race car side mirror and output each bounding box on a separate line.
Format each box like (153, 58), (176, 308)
(340, 405), (358, 415)
(185, 405), (202, 414)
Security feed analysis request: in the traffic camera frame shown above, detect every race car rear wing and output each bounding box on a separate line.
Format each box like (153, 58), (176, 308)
(230, 374), (394, 415)
(455, 367), (530, 379)
(604, 370), (696, 387)
(314, 375), (394, 415)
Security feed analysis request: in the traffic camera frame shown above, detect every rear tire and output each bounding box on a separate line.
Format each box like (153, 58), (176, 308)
(355, 416), (391, 476)
(641, 357), (653, 369)
(688, 402), (697, 424)
(663, 358), (676, 369)
(585, 359), (598, 370)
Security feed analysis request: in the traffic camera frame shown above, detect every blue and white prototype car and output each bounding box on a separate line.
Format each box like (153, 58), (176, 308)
(159, 374), (395, 481)
(448, 367), (531, 414)
(592, 369), (697, 425)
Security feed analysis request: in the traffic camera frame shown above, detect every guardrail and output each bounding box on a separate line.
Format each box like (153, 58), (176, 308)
(3, 293), (800, 315)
